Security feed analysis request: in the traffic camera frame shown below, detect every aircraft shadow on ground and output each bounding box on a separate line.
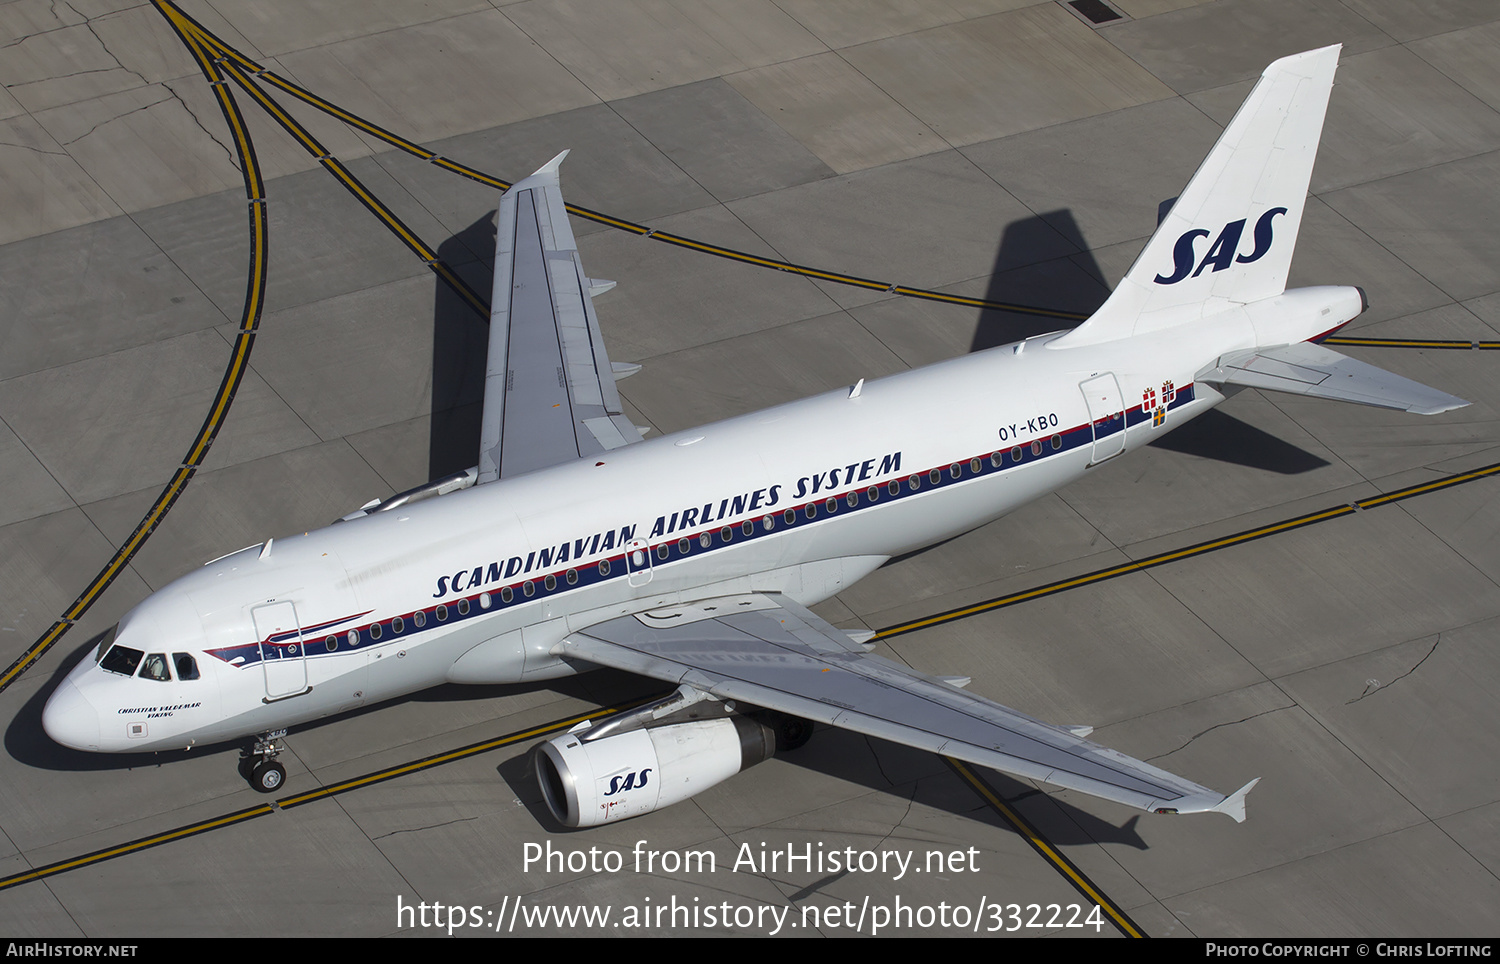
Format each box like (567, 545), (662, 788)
(1149, 406), (1329, 473)
(428, 212), (496, 482)
(970, 209), (1110, 352)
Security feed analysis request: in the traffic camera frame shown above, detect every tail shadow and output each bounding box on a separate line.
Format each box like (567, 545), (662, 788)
(970, 209), (1110, 353)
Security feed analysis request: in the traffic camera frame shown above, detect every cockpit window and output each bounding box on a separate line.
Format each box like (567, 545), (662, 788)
(174, 653), (200, 681)
(139, 653), (171, 681)
(100, 645), (144, 677)
(93, 624), (120, 664)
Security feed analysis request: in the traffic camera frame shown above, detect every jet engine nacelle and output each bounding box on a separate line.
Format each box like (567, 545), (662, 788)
(534, 716), (775, 828)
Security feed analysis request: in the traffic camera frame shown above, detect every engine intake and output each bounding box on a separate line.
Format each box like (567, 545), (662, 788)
(535, 715), (775, 828)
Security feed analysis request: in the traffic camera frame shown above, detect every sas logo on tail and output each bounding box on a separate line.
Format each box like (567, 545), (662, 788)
(1154, 207), (1287, 285)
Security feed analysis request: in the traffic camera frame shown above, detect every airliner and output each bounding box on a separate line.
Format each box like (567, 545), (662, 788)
(42, 46), (1465, 829)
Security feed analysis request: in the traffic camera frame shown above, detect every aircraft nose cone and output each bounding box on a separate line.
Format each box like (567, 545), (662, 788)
(43, 680), (101, 750)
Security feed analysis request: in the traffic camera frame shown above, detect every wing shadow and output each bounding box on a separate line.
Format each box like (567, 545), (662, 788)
(428, 213), (495, 482)
(1148, 406), (1329, 473)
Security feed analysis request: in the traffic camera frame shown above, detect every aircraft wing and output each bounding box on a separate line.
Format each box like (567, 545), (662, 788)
(477, 151), (642, 483)
(556, 593), (1256, 821)
(1200, 342), (1468, 415)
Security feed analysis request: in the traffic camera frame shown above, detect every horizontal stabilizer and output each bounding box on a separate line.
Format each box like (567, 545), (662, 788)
(1200, 342), (1469, 415)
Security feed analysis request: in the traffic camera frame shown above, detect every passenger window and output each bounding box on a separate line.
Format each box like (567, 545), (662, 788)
(719, 526), (732, 542)
(392, 615), (405, 632)
(742, 520), (755, 536)
(544, 574), (557, 591)
(888, 480), (900, 496)
(139, 653), (171, 681)
(435, 605), (448, 622)
(414, 611), (426, 628)
(566, 568), (578, 585)
(678, 537), (691, 554)
(846, 492), (858, 507)
(783, 508), (796, 525)
(101, 645), (144, 677)
(457, 598), (470, 615)
(174, 652), (201, 679)
(501, 586), (514, 603)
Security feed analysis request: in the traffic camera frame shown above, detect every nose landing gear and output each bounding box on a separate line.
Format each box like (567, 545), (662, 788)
(240, 729), (289, 793)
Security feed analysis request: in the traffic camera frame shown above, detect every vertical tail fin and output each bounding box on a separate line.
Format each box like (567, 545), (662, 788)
(1053, 45), (1340, 348)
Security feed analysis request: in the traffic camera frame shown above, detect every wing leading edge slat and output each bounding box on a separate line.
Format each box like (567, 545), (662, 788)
(557, 593), (1254, 821)
(477, 151), (642, 483)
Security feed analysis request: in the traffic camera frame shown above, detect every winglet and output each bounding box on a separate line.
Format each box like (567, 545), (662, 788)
(536, 149), (569, 177)
(506, 149), (571, 194)
(1210, 777), (1260, 823)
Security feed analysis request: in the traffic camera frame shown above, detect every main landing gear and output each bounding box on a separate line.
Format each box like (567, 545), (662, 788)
(240, 729), (288, 793)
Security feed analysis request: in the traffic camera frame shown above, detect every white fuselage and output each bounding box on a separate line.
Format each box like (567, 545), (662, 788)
(46, 292), (1353, 756)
